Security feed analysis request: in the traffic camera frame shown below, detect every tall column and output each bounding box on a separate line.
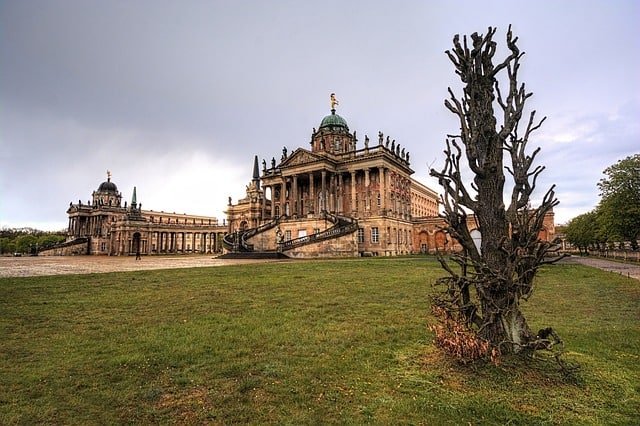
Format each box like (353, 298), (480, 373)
(292, 175), (298, 217)
(262, 186), (268, 219)
(337, 173), (343, 214)
(280, 180), (286, 216)
(321, 171), (327, 212)
(270, 186), (275, 217)
(350, 171), (357, 214)
(379, 167), (386, 214)
(331, 173), (337, 212)
(364, 169), (370, 214)
(309, 173), (315, 214)
(121, 231), (127, 255)
(181, 233), (186, 253)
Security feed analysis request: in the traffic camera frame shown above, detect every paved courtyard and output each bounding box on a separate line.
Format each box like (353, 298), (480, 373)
(1, 254), (639, 281)
(0, 255), (281, 278)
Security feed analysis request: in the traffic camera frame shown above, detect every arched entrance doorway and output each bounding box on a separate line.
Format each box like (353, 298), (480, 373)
(434, 231), (447, 251)
(132, 232), (142, 258)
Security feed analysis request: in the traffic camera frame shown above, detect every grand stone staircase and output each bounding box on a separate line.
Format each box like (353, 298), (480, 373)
(221, 211), (358, 258)
(277, 212), (358, 252)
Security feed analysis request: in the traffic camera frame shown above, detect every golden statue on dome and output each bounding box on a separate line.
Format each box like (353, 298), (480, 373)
(330, 93), (339, 110)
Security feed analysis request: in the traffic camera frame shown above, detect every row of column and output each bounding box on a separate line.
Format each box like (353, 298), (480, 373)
(69, 215), (105, 237)
(262, 167), (412, 219)
(114, 231), (221, 255)
(152, 231), (219, 254)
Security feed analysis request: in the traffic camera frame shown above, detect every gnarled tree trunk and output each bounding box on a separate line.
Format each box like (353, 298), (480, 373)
(430, 26), (562, 358)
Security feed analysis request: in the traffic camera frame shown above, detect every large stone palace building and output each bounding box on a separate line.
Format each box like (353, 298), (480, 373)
(47, 173), (226, 256)
(49, 97), (555, 258)
(223, 100), (555, 258)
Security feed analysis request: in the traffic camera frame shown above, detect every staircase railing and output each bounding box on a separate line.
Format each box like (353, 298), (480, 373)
(222, 216), (283, 252)
(278, 211), (358, 252)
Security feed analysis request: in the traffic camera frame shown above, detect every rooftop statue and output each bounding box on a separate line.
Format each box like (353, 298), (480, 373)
(330, 93), (339, 110)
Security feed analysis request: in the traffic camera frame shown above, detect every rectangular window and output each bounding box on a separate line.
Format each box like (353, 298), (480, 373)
(357, 227), (365, 243)
(371, 227), (379, 244)
(313, 228), (321, 234)
(285, 230), (291, 241)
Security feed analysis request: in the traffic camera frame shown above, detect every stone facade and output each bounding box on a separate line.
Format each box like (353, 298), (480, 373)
(66, 176), (226, 256)
(225, 103), (556, 257)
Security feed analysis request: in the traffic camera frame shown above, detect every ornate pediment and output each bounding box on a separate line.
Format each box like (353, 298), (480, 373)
(281, 149), (323, 167)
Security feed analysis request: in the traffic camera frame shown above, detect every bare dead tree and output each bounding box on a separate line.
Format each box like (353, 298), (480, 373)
(430, 26), (566, 360)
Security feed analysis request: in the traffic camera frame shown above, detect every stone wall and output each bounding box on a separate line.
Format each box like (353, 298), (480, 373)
(285, 233), (358, 258)
(39, 240), (89, 256)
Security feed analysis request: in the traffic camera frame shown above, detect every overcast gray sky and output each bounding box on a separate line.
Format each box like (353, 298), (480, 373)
(1, 0), (638, 230)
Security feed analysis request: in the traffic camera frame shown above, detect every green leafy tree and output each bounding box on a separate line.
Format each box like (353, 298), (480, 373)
(597, 154), (640, 250)
(38, 234), (66, 249)
(14, 235), (38, 254)
(565, 211), (600, 253)
(0, 237), (16, 254)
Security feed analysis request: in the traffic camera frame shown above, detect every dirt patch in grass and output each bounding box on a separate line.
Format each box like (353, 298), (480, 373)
(156, 386), (212, 423)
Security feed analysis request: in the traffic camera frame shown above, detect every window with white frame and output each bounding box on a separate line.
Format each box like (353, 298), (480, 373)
(371, 227), (379, 243)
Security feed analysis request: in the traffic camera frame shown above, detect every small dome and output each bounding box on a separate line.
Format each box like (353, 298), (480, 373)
(97, 179), (118, 193)
(319, 110), (349, 130)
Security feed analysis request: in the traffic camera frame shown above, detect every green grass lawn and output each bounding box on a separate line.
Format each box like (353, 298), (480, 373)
(1, 257), (638, 424)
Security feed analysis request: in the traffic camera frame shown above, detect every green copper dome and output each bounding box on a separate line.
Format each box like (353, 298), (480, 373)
(319, 109), (349, 130)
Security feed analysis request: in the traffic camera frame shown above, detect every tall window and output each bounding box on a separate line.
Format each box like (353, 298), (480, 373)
(371, 227), (379, 243)
(285, 230), (291, 241)
(357, 227), (365, 243)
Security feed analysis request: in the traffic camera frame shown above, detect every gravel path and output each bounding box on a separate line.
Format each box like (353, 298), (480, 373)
(0, 255), (283, 278)
(562, 256), (640, 281)
(2, 254), (638, 281)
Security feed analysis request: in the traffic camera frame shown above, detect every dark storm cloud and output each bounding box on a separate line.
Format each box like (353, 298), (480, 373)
(1, 0), (638, 229)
